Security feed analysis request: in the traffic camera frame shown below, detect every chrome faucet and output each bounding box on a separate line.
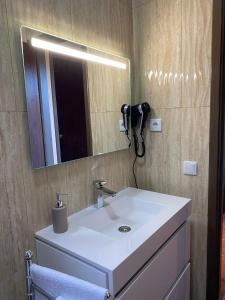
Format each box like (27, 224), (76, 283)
(93, 180), (117, 208)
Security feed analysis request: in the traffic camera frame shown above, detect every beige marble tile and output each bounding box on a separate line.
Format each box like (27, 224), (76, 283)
(180, 107), (210, 216)
(0, 113), (29, 273)
(0, 189), (15, 279)
(0, 114), (15, 281)
(71, 0), (133, 57)
(161, 109), (182, 196)
(66, 157), (94, 211)
(1, 112), (49, 277)
(93, 149), (133, 193)
(133, 0), (157, 103)
(14, 270), (27, 299)
(6, 0), (52, 32)
(0, 0), (16, 111)
(0, 277), (16, 300)
(49, 0), (73, 40)
(181, 0), (212, 107)
(107, 0), (133, 57)
(133, 0), (182, 109)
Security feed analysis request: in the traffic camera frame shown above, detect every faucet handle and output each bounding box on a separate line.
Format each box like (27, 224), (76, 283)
(93, 179), (107, 189)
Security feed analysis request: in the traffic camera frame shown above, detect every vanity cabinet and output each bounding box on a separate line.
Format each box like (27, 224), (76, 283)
(36, 222), (190, 300)
(116, 223), (190, 299)
(35, 187), (191, 300)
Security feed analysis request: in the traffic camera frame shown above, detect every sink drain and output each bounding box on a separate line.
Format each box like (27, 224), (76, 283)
(118, 225), (131, 233)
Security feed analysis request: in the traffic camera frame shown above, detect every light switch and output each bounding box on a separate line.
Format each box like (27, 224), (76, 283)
(183, 161), (198, 176)
(150, 119), (162, 132)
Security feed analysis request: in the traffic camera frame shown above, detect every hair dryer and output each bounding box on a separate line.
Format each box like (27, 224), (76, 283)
(131, 102), (151, 158)
(131, 102), (151, 133)
(121, 104), (130, 135)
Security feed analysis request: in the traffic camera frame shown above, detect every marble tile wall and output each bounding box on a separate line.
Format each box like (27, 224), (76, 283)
(132, 0), (212, 299)
(0, 1), (133, 299)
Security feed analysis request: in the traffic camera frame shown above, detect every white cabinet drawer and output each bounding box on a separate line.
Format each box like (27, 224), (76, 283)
(36, 240), (108, 289)
(116, 222), (190, 300)
(165, 263), (190, 300)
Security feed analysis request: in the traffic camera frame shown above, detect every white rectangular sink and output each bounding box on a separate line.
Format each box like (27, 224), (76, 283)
(35, 187), (191, 295)
(76, 194), (164, 237)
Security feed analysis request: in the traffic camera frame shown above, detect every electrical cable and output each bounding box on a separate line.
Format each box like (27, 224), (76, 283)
(132, 128), (147, 188)
(132, 129), (141, 188)
(133, 129), (145, 158)
(132, 153), (138, 188)
(126, 133), (131, 148)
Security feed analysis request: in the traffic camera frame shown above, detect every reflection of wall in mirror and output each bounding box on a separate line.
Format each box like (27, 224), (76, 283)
(86, 50), (130, 155)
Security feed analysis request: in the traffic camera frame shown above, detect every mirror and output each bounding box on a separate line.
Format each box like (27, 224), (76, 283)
(20, 26), (131, 169)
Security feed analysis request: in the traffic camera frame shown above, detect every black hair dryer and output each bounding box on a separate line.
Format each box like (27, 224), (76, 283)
(131, 102), (151, 158)
(121, 104), (131, 136)
(131, 102), (151, 133)
(120, 102), (151, 157)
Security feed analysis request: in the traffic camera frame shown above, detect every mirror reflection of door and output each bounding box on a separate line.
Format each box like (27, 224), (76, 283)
(23, 42), (92, 166)
(51, 54), (92, 162)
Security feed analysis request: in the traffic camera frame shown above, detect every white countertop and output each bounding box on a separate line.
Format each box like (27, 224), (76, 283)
(35, 188), (191, 274)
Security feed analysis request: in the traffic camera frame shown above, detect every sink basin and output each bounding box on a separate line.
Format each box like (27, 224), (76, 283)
(35, 187), (191, 294)
(75, 196), (164, 238)
(36, 188), (191, 267)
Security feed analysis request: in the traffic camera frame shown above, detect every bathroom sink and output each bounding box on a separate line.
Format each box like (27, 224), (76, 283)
(35, 187), (191, 295)
(76, 195), (164, 238)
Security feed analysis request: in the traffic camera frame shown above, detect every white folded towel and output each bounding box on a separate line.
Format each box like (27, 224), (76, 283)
(30, 264), (109, 300)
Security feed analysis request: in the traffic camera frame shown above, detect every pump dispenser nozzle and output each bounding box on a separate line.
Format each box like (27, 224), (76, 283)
(56, 193), (66, 208)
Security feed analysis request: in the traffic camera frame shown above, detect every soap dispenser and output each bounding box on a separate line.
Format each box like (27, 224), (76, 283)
(52, 193), (68, 233)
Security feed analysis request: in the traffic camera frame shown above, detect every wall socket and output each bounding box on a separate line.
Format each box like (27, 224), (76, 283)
(150, 119), (162, 132)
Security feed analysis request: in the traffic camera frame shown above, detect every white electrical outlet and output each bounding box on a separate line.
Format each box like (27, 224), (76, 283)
(119, 119), (126, 132)
(150, 119), (162, 132)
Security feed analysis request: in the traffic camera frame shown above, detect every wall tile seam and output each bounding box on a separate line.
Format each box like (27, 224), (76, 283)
(0, 109), (27, 113)
(150, 105), (210, 110)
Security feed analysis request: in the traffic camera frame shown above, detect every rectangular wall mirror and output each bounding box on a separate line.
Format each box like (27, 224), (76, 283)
(20, 26), (131, 169)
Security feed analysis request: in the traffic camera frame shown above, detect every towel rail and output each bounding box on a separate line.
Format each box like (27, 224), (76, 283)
(25, 250), (55, 300)
(25, 250), (35, 300)
(25, 250), (111, 300)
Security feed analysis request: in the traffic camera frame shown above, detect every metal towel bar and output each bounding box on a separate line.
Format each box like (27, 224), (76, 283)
(25, 250), (111, 300)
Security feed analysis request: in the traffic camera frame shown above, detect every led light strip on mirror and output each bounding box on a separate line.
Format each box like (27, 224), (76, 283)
(31, 37), (127, 70)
